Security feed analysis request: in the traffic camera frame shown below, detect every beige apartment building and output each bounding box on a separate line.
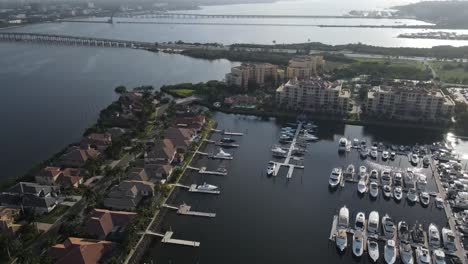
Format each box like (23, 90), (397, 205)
(225, 63), (278, 91)
(365, 84), (455, 122)
(286, 55), (325, 80)
(276, 78), (350, 115)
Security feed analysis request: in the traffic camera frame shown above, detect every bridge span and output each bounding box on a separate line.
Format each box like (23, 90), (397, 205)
(0, 32), (153, 48)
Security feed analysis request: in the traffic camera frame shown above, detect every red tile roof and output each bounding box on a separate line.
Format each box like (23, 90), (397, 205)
(49, 237), (114, 264)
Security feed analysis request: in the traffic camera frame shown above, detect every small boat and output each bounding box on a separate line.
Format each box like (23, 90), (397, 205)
(416, 175), (427, 191)
(416, 246), (431, 264)
(353, 138), (359, 147)
(394, 186), (403, 201)
(369, 182), (379, 198)
(357, 179), (367, 194)
(435, 197), (444, 209)
(367, 239), (379, 262)
(423, 156), (430, 167)
(360, 147), (370, 158)
(420, 192), (430, 206)
(407, 188), (419, 203)
(359, 166), (367, 178)
(428, 223), (441, 248)
(355, 212), (366, 232)
(398, 221), (411, 242)
(279, 134), (292, 142)
(382, 151), (389, 160)
(220, 137), (235, 143)
(301, 132), (318, 142)
(412, 223), (424, 244)
(384, 239), (397, 264)
(368, 211), (379, 235)
(370, 146), (378, 159)
(344, 164), (355, 179)
(390, 152), (396, 160)
(394, 172), (403, 187)
(411, 153), (420, 165)
(404, 169), (415, 189)
(212, 148), (233, 159)
(441, 227), (456, 252)
(266, 161), (276, 175)
(271, 146), (287, 157)
(381, 170), (392, 186)
(338, 205), (349, 228)
(196, 182), (218, 191)
(399, 241), (414, 264)
(336, 229), (348, 252)
(382, 214), (396, 239)
(353, 231), (364, 257)
(432, 249), (446, 264)
(329, 168), (343, 188)
(338, 137), (348, 152)
(369, 169), (379, 183)
(383, 185), (392, 198)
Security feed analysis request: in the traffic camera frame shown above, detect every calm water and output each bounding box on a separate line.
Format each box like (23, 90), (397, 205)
(0, 43), (238, 180)
(146, 113), (454, 263)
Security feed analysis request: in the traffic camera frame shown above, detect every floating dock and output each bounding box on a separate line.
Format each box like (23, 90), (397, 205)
(270, 122), (305, 178)
(215, 142), (240, 148)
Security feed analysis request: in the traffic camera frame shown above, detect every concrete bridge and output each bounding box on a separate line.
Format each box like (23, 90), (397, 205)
(0, 32), (153, 48)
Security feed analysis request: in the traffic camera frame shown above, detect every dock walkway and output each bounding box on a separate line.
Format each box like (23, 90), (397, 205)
(271, 122), (305, 178)
(161, 231), (200, 247)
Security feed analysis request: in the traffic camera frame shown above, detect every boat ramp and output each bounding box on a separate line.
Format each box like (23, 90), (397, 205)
(163, 203), (216, 218)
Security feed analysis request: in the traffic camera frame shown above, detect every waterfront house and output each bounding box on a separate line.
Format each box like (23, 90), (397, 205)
(35, 166), (62, 185)
(35, 167), (83, 188)
(57, 145), (100, 168)
(144, 163), (174, 180)
(0, 182), (60, 214)
(49, 237), (115, 264)
(103, 180), (155, 211)
(173, 115), (206, 132)
(163, 127), (195, 153)
(82, 133), (112, 151)
(0, 206), (22, 235)
(127, 167), (150, 182)
(145, 139), (177, 165)
(85, 208), (137, 240)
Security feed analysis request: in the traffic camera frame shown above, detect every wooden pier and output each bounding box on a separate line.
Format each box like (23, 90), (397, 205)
(143, 231), (201, 247)
(223, 131), (243, 136)
(163, 203), (216, 218)
(199, 167), (228, 176)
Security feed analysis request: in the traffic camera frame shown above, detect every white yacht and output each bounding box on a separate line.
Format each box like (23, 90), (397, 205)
(196, 182), (218, 191)
(384, 239), (397, 264)
(432, 249), (446, 264)
(336, 229), (348, 252)
(370, 146), (378, 159)
(398, 221), (411, 242)
(369, 182), (379, 198)
(442, 227), (456, 252)
(383, 185), (392, 198)
(355, 212), (366, 232)
(411, 153), (420, 165)
(394, 186), (403, 201)
(428, 224), (441, 248)
(382, 151), (389, 160)
(329, 168), (343, 188)
(213, 148), (233, 159)
(400, 241), (414, 264)
(338, 137), (348, 152)
(352, 231), (364, 257)
(435, 197), (444, 209)
(343, 164), (355, 180)
(301, 132), (318, 142)
(369, 169), (379, 183)
(271, 146), (287, 157)
(390, 151), (396, 160)
(359, 166), (367, 178)
(394, 172), (403, 187)
(407, 188), (419, 203)
(353, 138), (359, 147)
(381, 170), (392, 186)
(367, 239), (379, 262)
(420, 192), (430, 206)
(417, 175), (427, 191)
(368, 211), (379, 235)
(266, 161), (276, 175)
(416, 246), (431, 264)
(358, 179), (367, 194)
(338, 205), (350, 228)
(382, 214), (396, 239)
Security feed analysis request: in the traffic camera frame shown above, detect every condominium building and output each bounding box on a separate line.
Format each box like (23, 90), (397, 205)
(225, 63), (278, 90)
(364, 83), (455, 122)
(276, 78), (350, 115)
(286, 55), (325, 80)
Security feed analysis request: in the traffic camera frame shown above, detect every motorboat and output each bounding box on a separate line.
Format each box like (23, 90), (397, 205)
(367, 239), (379, 262)
(303, 122), (317, 129)
(335, 229), (348, 252)
(407, 188), (419, 203)
(441, 227), (456, 252)
(404, 169), (415, 189)
(357, 179), (367, 194)
(382, 151), (389, 160)
(428, 223), (441, 248)
(412, 223), (424, 244)
(196, 182), (218, 191)
(368, 211), (379, 235)
(432, 249), (446, 264)
(369, 182), (379, 198)
(416, 175), (427, 191)
(352, 231), (364, 257)
(382, 214), (396, 239)
(420, 192), (430, 206)
(398, 221), (411, 242)
(378, 142), (384, 152)
(212, 148), (233, 159)
(279, 134), (292, 142)
(338, 205), (350, 228)
(394, 186), (403, 201)
(390, 151), (396, 160)
(394, 172), (403, 187)
(220, 137), (235, 143)
(435, 197), (444, 209)
(360, 147), (370, 158)
(329, 168), (342, 188)
(338, 137), (348, 152)
(266, 161), (276, 175)
(369, 169), (379, 183)
(423, 156), (430, 167)
(355, 212), (366, 232)
(383, 185), (392, 198)
(301, 132), (318, 142)
(370, 146), (378, 159)
(271, 146), (287, 157)
(384, 239), (397, 264)
(353, 138), (359, 148)
(411, 153), (420, 165)
(359, 166), (367, 178)
(381, 170), (392, 186)
(416, 246), (431, 264)
(343, 164), (355, 179)
(400, 241), (414, 264)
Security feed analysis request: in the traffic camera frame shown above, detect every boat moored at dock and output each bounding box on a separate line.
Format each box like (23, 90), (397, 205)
(329, 168), (343, 188)
(367, 239), (379, 262)
(384, 239), (396, 264)
(352, 231), (364, 257)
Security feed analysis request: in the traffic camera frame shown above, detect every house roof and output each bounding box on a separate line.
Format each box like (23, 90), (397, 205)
(128, 168), (149, 182)
(49, 237), (114, 264)
(56, 175), (83, 188)
(86, 209), (137, 239)
(163, 127), (194, 148)
(36, 167), (61, 179)
(0, 182), (59, 209)
(59, 146), (100, 166)
(146, 139), (176, 161)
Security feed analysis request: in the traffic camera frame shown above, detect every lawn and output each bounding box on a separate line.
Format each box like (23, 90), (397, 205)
(173, 89), (195, 97)
(429, 61), (468, 84)
(37, 205), (69, 224)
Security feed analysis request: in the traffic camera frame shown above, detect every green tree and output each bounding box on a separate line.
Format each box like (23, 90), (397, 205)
(114, 86), (127, 94)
